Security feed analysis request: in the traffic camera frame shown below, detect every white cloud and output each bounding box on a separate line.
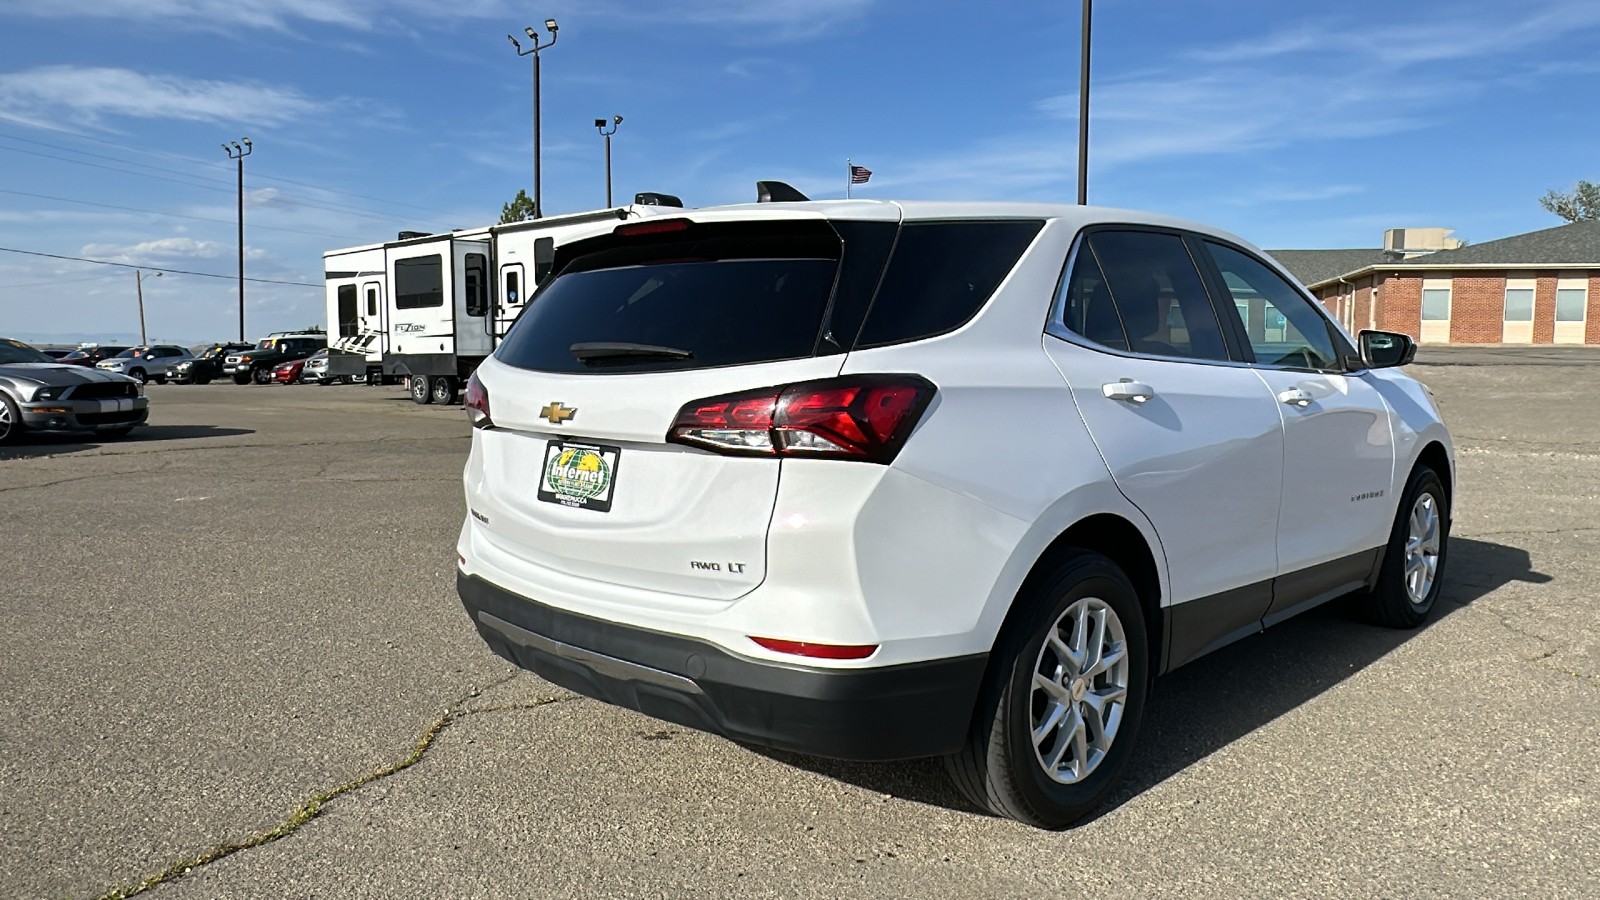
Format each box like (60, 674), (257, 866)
(80, 237), (230, 263)
(3, 0), (876, 40)
(0, 66), (324, 129)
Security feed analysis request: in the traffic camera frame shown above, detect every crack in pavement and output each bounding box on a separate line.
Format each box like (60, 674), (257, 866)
(90, 674), (581, 899)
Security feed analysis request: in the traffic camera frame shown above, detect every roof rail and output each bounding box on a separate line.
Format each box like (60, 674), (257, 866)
(756, 181), (810, 203)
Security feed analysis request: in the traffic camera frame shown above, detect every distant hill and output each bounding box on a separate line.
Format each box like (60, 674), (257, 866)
(8, 331), (203, 348)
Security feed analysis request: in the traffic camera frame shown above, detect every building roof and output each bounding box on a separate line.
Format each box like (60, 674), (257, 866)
(1392, 218), (1600, 268)
(1273, 219), (1600, 288)
(1266, 249), (1395, 288)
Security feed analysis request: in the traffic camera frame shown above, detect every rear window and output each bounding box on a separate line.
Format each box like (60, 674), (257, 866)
(494, 217), (1041, 375)
(854, 220), (1043, 348)
(496, 220), (850, 375)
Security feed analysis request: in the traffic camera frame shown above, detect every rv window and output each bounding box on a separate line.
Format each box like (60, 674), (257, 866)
(395, 255), (444, 309)
(337, 284), (359, 337)
(504, 269), (521, 305)
(465, 253), (489, 317)
(365, 285), (378, 317)
(533, 237), (555, 286)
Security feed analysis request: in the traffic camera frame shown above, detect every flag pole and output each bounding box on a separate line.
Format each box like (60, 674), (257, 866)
(846, 157), (852, 199)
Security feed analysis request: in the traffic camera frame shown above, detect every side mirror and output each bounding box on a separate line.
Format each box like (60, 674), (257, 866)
(1358, 330), (1417, 368)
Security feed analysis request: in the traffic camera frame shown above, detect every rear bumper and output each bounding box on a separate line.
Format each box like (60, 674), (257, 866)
(456, 572), (986, 761)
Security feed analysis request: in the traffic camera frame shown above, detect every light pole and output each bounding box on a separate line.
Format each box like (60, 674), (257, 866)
(134, 270), (160, 345)
(594, 115), (622, 207)
(508, 18), (559, 218)
(222, 137), (252, 339)
(1077, 0), (1092, 205)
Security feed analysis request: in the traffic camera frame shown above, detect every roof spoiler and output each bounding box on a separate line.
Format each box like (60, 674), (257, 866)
(756, 180), (810, 203)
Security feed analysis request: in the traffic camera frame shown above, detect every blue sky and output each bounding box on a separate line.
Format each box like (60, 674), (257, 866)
(2, 0), (1598, 344)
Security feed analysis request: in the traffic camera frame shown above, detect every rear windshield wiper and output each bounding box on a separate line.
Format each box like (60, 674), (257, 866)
(570, 341), (694, 363)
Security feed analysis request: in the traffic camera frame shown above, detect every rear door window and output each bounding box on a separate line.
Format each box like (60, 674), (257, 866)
(854, 220), (1042, 348)
(1058, 230), (1231, 362)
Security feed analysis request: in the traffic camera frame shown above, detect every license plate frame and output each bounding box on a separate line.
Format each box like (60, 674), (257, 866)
(537, 441), (622, 513)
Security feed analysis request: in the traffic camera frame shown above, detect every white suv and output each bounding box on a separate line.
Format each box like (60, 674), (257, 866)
(456, 199), (1453, 828)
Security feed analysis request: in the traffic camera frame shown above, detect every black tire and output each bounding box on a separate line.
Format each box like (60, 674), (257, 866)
(945, 550), (1150, 829)
(195, 375), (212, 385)
(153, 376), (167, 384)
(130, 368), (147, 384)
(232, 372), (250, 385)
(409, 375), (433, 405)
(1365, 466), (1450, 629)
(252, 366), (272, 385)
(0, 392), (23, 446)
(430, 375), (458, 405)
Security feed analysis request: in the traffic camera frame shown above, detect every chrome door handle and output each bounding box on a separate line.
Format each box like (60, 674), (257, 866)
(1278, 388), (1314, 407)
(1102, 381), (1155, 403)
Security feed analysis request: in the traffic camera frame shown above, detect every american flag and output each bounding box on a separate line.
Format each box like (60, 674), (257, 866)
(850, 165), (872, 184)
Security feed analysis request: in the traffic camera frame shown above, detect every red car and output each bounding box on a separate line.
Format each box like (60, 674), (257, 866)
(271, 358), (307, 383)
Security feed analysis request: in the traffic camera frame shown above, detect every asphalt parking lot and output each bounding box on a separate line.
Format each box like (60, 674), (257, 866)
(3, 358), (1597, 900)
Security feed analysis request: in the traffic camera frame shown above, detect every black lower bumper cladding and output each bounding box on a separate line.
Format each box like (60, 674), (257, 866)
(456, 572), (986, 761)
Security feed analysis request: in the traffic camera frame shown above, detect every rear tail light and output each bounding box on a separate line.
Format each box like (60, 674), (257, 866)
(668, 375), (934, 463)
(465, 372), (492, 428)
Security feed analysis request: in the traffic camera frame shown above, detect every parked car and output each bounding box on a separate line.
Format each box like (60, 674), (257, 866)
(453, 199), (1455, 830)
(223, 333), (326, 385)
(271, 358), (307, 384)
(41, 348), (72, 360)
(0, 337), (147, 445)
(56, 345), (131, 367)
(166, 342), (252, 384)
(96, 345), (192, 383)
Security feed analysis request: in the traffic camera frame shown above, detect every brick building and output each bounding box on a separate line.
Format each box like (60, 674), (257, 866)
(1270, 219), (1600, 345)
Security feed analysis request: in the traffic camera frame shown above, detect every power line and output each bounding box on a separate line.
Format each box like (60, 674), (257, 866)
(0, 271), (124, 291)
(0, 139), (451, 228)
(0, 245), (321, 287)
(0, 126), (462, 219)
(0, 187), (364, 242)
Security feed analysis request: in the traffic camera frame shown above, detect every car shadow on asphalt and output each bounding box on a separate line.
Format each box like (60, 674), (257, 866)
(0, 425), (254, 459)
(752, 537), (1550, 823)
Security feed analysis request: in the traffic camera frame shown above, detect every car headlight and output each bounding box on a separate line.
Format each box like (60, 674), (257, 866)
(33, 385), (65, 401)
(176, 361), (193, 370)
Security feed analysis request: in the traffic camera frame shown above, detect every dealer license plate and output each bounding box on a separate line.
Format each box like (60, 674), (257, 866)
(536, 441), (621, 513)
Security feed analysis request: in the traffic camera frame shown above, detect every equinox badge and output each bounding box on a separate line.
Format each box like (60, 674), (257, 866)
(540, 402), (577, 425)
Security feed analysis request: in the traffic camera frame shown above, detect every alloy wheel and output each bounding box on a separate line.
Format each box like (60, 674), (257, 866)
(1404, 493), (1442, 605)
(1030, 596), (1130, 785)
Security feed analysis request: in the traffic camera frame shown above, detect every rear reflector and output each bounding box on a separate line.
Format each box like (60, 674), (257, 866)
(749, 637), (878, 660)
(614, 218), (692, 237)
(667, 374), (935, 464)
(464, 372), (491, 428)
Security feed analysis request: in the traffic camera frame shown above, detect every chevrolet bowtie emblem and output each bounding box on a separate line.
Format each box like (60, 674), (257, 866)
(540, 402), (577, 425)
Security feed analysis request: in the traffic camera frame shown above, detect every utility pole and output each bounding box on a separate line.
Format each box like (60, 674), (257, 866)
(595, 115), (622, 207)
(508, 19), (559, 218)
(134, 269), (159, 345)
(1077, 0), (1092, 205)
(223, 138), (253, 339)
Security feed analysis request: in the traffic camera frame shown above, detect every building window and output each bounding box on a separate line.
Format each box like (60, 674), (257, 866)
(1503, 279), (1535, 322)
(1556, 281), (1587, 322)
(1421, 284), (1451, 321)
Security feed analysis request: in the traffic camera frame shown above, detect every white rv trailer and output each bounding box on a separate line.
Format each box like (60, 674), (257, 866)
(322, 199), (683, 404)
(322, 243), (387, 383)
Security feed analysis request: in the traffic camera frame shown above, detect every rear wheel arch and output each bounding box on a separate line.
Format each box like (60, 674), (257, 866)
(980, 514), (1165, 699)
